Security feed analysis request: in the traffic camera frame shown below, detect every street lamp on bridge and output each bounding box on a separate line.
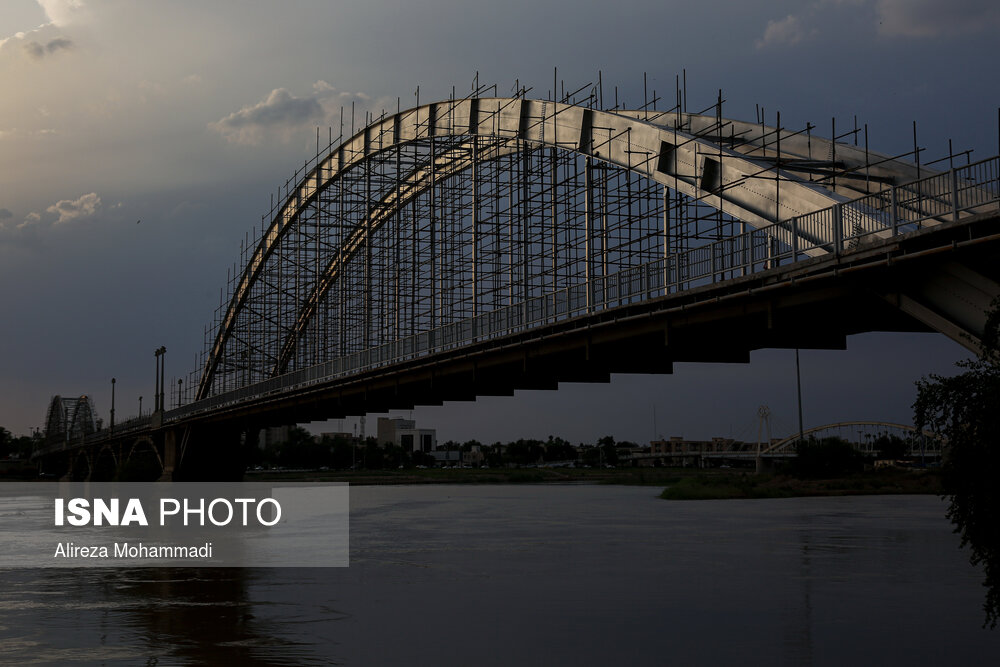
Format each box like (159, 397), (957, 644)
(153, 346), (167, 412)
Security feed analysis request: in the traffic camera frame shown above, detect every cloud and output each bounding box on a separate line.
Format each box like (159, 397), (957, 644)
(0, 209), (12, 220)
(755, 14), (807, 49)
(211, 88), (324, 145)
(3, 211), (42, 234)
(210, 82), (372, 146)
(36, 0), (88, 27)
(46, 192), (101, 223)
(756, 0), (1000, 47)
(876, 0), (1000, 37)
(23, 36), (73, 60)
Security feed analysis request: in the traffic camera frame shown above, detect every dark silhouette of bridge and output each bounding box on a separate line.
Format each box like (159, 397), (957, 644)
(31, 90), (1000, 480)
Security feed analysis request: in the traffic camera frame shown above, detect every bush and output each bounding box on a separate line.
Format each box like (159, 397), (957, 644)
(790, 437), (867, 478)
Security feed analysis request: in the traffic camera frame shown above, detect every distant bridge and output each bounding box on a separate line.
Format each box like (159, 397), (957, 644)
(762, 420), (942, 456)
(632, 420), (944, 466)
(32, 88), (1000, 480)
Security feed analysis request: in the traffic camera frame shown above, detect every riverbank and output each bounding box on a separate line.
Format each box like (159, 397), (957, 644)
(245, 465), (944, 499)
(658, 467), (943, 500)
(244, 466), (675, 486)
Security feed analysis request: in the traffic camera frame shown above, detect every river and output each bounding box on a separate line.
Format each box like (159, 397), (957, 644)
(1, 485), (998, 665)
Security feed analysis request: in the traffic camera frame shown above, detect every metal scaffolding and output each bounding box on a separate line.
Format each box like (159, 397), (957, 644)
(181, 78), (999, 405)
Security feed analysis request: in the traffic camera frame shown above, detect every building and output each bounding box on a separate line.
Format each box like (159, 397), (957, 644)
(320, 431), (358, 445)
(431, 450), (461, 467)
(462, 444), (484, 467)
(650, 436), (739, 456)
(377, 417), (437, 452)
(377, 417), (414, 445)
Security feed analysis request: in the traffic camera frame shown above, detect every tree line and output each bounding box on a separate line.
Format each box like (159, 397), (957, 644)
(247, 431), (631, 470)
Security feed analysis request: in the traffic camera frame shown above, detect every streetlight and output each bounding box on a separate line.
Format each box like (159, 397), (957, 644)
(139, 396), (143, 416)
(177, 379), (183, 409)
(154, 347), (167, 412)
(110, 378), (116, 431)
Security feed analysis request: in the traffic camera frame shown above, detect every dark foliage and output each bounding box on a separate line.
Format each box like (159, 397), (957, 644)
(790, 436), (867, 478)
(873, 433), (909, 460)
(914, 301), (1000, 628)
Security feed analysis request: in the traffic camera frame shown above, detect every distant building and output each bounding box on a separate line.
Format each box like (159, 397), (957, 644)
(650, 436), (738, 455)
(431, 450), (461, 466)
(377, 417), (414, 445)
(377, 417), (436, 452)
(462, 445), (484, 467)
(647, 436), (784, 467)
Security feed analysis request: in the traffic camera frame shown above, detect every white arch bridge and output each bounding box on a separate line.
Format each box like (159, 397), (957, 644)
(32, 89), (1000, 480)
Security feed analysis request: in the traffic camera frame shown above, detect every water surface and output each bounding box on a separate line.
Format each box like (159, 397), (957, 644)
(1, 485), (997, 665)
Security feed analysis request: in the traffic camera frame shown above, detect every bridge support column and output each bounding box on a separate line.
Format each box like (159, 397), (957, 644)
(887, 261), (1000, 354)
(173, 426), (249, 481)
(158, 429), (179, 481)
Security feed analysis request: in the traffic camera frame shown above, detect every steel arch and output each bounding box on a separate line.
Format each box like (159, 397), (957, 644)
(198, 97), (956, 400)
(764, 420), (943, 454)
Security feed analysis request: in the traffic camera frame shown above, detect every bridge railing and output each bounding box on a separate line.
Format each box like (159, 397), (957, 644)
(31, 414), (153, 457)
(166, 155), (1000, 423)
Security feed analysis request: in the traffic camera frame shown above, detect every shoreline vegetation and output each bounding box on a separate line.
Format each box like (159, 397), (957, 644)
(244, 466), (943, 499)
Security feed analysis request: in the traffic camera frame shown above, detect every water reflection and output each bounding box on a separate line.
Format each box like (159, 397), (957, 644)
(0, 567), (350, 665)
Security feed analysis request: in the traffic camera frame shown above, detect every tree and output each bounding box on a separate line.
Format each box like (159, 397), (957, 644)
(790, 436), (866, 478)
(914, 302), (1000, 628)
(597, 435), (618, 466)
(873, 433), (908, 460)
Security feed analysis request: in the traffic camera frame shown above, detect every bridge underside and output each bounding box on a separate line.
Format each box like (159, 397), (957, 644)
(178, 211), (999, 432)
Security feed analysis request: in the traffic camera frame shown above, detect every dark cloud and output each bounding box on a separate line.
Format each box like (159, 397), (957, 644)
(22, 37), (74, 60)
(877, 0), (1000, 36)
(0, 208), (12, 220)
(46, 37), (73, 53)
(23, 41), (44, 59)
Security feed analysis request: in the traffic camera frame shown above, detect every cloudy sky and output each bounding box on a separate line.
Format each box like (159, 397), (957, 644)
(1, 0), (997, 442)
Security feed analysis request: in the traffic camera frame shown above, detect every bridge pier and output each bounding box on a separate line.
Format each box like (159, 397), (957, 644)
(168, 425), (251, 481)
(158, 428), (179, 481)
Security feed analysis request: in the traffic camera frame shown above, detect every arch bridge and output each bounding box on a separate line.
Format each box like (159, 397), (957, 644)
(763, 421), (944, 458)
(32, 88), (1000, 479)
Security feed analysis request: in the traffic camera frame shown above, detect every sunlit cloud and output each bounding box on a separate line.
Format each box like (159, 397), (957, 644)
(2, 192), (101, 242)
(36, 0), (88, 27)
(0, 0), (87, 58)
(210, 82), (372, 146)
(755, 15), (807, 49)
(46, 192), (101, 224)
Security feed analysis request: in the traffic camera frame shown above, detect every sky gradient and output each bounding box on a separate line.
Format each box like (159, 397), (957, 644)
(2, 0), (998, 442)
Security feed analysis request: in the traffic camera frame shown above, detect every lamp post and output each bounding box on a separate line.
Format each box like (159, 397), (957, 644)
(177, 379), (183, 409)
(110, 377), (116, 432)
(139, 396), (143, 416)
(153, 346), (167, 411)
